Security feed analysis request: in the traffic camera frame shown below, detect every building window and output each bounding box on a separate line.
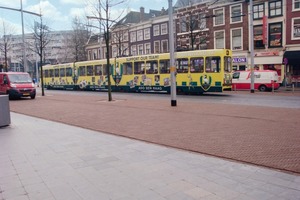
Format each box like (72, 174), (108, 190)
(130, 32), (136, 42)
(180, 16), (187, 32)
(161, 40), (168, 53)
(123, 32), (128, 41)
(112, 46), (117, 58)
(231, 4), (242, 23)
(138, 44), (143, 55)
(145, 43), (151, 54)
(93, 50), (97, 60)
(254, 25), (264, 49)
(269, 0), (282, 17)
(153, 25), (160, 36)
(131, 45), (137, 56)
(98, 48), (101, 59)
(269, 22), (282, 47)
(144, 28), (150, 40)
(111, 33), (117, 43)
(253, 4), (264, 19)
(231, 28), (242, 50)
(120, 44), (128, 56)
(137, 30), (143, 41)
(294, 0), (300, 10)
(199, 13), (206, 29)
(199, 36), (207, 50)
(292, 18), (300, 40)
(214, 8), (224, 26)
(88, 50), (92, 60)
(215, 30), (225, 49)
(190, 15), (198, 30)
(154, 41), (160, 53)
(161, 23), (168, 35)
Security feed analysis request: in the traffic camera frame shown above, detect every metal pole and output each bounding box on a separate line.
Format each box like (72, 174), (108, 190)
(168, 0), (177, 106)
(250, 0), (255, 93)
(98, 0), (102, 59)
(36, 54), (39, 86)
(20, 0), (27, 73)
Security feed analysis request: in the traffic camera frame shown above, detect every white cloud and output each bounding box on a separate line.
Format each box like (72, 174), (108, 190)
(0, 0), (26, 8)
(69, 7), (87, 19)
(60, 0), (86, 6)
(0, 18), (22, 34)
(25, 1), (68, 23)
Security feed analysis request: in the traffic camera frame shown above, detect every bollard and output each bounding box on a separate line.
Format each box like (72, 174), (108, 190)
(0, 95), (11, 127)
(272, 83), (274, 94)
(292, 84), (294, 94)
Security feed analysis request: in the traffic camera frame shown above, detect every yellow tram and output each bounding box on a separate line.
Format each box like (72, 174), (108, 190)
(42, 49), (233, 94)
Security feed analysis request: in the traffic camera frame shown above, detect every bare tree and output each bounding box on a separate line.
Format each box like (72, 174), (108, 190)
(111, 23), (130, 57)
(31, 17), (51, 96)
(0, 20), (15, 72)
(88, 0), (127, 101)
(176, 0), (210, 51)
(71, 17), (90, 62)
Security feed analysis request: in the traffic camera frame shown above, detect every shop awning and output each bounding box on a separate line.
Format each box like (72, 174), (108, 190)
(283, 51), (300, 65)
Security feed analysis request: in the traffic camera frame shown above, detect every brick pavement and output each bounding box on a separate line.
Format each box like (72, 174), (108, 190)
(9, 90), (300, 174)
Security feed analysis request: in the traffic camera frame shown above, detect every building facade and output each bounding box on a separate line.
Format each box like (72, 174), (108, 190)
(0, 30), (75, 76)
(283, 0), (300, 85)
(78, 0), (300, 86)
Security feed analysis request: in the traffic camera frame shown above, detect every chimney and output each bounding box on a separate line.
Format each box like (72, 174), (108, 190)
(140, 7), (145, 22)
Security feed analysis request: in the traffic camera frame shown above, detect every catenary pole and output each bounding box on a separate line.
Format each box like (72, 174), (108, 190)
(168, 0), (177, 106)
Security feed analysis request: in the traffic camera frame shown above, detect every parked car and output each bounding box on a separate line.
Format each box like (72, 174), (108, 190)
(232, 70), (280, 92)
(0, 72), (36, 100)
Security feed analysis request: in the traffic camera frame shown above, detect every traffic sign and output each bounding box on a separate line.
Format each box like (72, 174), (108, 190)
(283, 58), (288, 65)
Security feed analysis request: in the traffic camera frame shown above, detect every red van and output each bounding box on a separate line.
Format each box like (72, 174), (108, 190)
(0, 72), (36, 100)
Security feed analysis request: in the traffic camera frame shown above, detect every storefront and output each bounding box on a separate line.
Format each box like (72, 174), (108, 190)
(283, 50), (300, 87)
(252, 50), (284, 84)
(232, 56), (247, 71)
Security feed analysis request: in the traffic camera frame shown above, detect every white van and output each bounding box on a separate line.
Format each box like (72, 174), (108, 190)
(232, 70), (280, 91)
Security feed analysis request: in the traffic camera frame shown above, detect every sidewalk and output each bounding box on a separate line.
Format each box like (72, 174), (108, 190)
(8, 90), (300, 174)
(1, 113), (300, 200)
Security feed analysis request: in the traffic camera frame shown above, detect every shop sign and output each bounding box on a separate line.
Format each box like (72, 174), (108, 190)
(233, 57), (247, 63)
(255, 51), (279, 57)
(262, 15), (268, 45)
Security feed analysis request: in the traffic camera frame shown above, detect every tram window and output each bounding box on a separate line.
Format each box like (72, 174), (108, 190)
(44, 70), (49, 78)
(49, 69), (54, 77)
(176, 58), (188, 73)
(190, 57), (204, 73)
(95, 65), (102, 75)
(60, 68), (65, 77)
(224, 56), (232, 72)
(159, 59), (170, 74)
(87, 65), (94, 76)
(146, 61), (158, 74)
(206, 57), (220, 73)
(123, 62), (132, 75)
(78, 66), (86, 76)
(54, 69), (59, 77)
(103, 64), (107, 75)
(134, 62), (145, 74)
(66, 67), (72, 77)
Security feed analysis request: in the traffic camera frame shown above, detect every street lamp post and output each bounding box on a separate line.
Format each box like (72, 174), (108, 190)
(0, 1), (41, 73)
(20, 0), (27, 73)
(249, 0), (255, 93)
(168, 0), (177, 107)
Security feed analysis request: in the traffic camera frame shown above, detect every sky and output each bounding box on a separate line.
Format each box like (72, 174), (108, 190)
(0, 0), (170, 34)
